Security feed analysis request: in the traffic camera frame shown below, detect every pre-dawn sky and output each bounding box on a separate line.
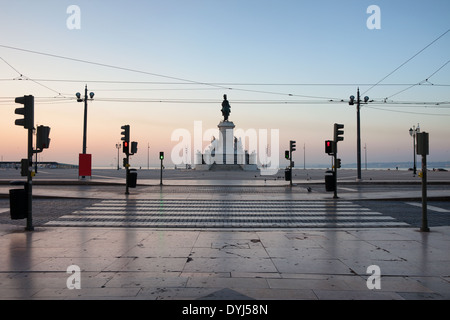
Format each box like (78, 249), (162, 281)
(0, 0), (449, 168)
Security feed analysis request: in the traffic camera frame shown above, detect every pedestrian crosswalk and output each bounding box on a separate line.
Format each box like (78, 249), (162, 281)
(45, 199), (410, 228)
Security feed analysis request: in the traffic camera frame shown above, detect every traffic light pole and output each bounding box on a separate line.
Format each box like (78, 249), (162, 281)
(289, 156), (293, 187)
(331, 124), (344, 199)
(125, 154), (130, 195)
(417, 132), (430, 232)
(421, 153), (429, 232)
(15, 95), (50, 231)
(356, 88), (362, 181)
(26, 126), (34, 231)
(160, 158), (163, 186)
(289, 141), (296, 187)
(333, 152), (338, 199)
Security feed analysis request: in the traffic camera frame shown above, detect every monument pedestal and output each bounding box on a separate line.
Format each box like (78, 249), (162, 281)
(217, 121), (235, 165)
(194, 115), (258, 172)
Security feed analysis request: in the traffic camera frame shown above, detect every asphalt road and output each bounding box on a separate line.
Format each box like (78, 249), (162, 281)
(1, 168), (449, 230)
(1, 198), (449, 229)
(1, 168), (450, 182)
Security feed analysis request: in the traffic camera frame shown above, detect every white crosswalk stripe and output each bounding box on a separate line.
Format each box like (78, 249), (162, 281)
(405, 202), (450, 213)
(45, 200), (410, 228)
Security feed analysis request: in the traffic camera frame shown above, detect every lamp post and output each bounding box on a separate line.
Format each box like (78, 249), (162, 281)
(364, 143), (367, 170)
(76, 85), (95, 155)
(116, 143), (121, 170)
(349, 88), (370, 181)
(409, 124), (420, 175)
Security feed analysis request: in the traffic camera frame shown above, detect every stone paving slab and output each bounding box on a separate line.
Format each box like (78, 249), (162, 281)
(0, 225), (449, 300)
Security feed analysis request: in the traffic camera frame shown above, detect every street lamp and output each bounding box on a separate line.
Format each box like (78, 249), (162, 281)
(116, 143), (121, 170)
(409, 124), (420, 175)
(76, 85), (95, 155)
(349, 88), (371, 181)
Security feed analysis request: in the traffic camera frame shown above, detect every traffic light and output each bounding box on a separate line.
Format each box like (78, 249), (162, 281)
(123, 141), (129, 155)
(335, 158), (341, 169)
(290, 140), (296, 153)
(20, 159), (29, 177)
(131, 142), (138, 155)
(325, 140), (334, 155)
(15, 95), (34, 129)
(121, 125), (130, 155)
(121, 125), (130, 142)
(123, 157), (129, 168)
(285, 150), (290, 160)
(334, 123), (344, 142)
(36, 126), (51, 150)
(160, 152), (164, 160)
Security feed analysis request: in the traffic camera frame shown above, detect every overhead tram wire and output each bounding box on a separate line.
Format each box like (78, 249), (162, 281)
(384, 59), (450, 100)
(0, 44), (340, 101)
(0, 55), (65, 97)
(3, 75), (449, 102)
(365, 105), (450, 117)
(87, 97), (450, 106)
(0, 44), (235, 91)
(5, 78), (450, 87)
(1, 45), (448, 106)
(362, 28), (450, 96)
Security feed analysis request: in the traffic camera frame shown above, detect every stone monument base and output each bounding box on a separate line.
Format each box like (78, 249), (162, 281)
(194, 164), (259, 172)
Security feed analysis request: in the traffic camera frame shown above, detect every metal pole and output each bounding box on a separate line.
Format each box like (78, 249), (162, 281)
(333, 152), (338, 199)
(26, 127), (34, 231)
(82, 85), (88, 155)
(147, 143), (150, 170)
(364, 143), (367, 170)
(303, 143), (306, 170)
(413, 132), (417, 175)
(421, 154), (429, 232)
(117, 144), (120, 170)
(125, 155), (129, 195)
(356, 88), (362, 181)
(160, 159), (163, 185)
(289, 155), (293, 187)
(35, 136), (38, 174)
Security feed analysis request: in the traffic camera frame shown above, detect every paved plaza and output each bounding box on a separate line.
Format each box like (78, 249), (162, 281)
(0, 169), (449, 301)
(1, 224), (449, 300)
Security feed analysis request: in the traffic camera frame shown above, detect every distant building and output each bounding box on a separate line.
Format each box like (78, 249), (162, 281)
(0, 162), (78, 169)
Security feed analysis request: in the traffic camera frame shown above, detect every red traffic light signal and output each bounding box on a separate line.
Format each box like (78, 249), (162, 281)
(325, 140), (334, 155)
(123, 141), (129, 155)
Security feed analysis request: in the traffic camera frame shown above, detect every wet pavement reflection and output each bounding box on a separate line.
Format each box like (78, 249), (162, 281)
(0, 225), (449, 300)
